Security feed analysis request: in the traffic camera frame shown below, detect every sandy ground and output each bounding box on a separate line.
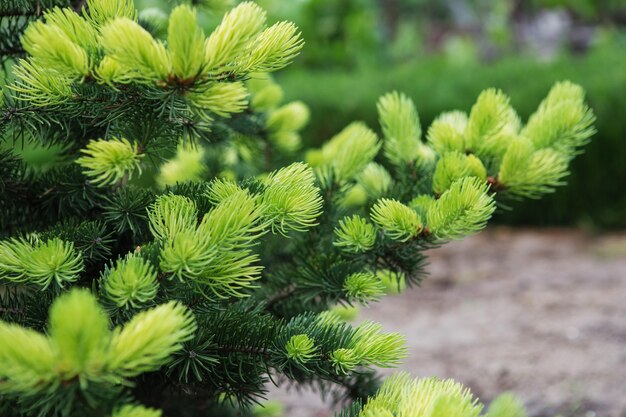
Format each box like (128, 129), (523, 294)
(268, 228), (626, 417)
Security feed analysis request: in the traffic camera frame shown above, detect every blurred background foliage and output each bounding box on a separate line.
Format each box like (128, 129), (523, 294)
(13, 0), (626, 228)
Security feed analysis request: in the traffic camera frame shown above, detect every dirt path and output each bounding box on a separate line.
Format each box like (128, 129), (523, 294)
(269, 228), (626, 417)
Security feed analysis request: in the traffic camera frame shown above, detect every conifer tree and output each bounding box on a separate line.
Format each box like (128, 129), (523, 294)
(0, 0), (595, 416)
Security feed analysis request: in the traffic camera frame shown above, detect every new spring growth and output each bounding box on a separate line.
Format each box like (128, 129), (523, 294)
(343, 272), (385, 304)
(21, 20), (90, 78)
(378, 91), (434, 167)
(112, 405), (162, 417)
(361, 372), (482, 417)
(464, 88), (520, 159)
(0, 289), (196, 396)
(267, 101), (310, 133)
(371, 199), (423, 242)
(499, 81), (595, 198)
(427, 110), (468, 155)
(12, 0), (304, 123)
(157, 141), (207, 187)
(498, 138), (569, 198)
(285, 334), (316, 363)
(187, 82), (248, 118)
(261, 162), (323, 234)
(85, 0), (137, 26)
(357, 162), (393, 199)
(334, 215), (377, 253)
(76, 137), (142, 186)
(155, 190), (265, 297)
(204, 2), (267, 73)
(432, 151), (487, 194)
(307, 122), (380, 182)
(485, 394), (527, 417)
(100, 17), (171, 82)
(168, 5), (205, 80)
(307, 312), (407, 374)
(252, 75), (309, 153)
(330, 348), (359, 374)
(150, 163), (322, 297)
(148, 194), (198, 242)
(101, 254), (159, 309)
(426, 176), (496, 240)
(249, 74), (285, 111)
(0, 238), (83, 289)
(325, 319), (407, 375)
(522, 81), (595, 152)
(204, 2), (303, 74)
(421, 81), (594, 200)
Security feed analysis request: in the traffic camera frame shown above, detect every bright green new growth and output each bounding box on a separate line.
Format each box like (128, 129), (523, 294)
(101, 254), (158, 308)
(432, 152), (487, 194)
(11, 59), (74, 106)
(357, 163), (393, 199)
(267, 101), (310, 133)
(48, 290), (110, 379)
(22, 20), (90, 78)
(156, 189), (265, 297)
(334, 215), (377, 253)
(485, 393), (527, 417)
(498, 81), (595, 198)
(343, 272), (385, 303)
(261, 162), (323, 234)
(148, 194), (198, 241)
(0, 238), (83, 289)
(285, 334), (317, 363)
(243, 21), (304, 72)
(76, 137), (142, 186)
(85, 0), (137, 26)
(427, 110), (469, 155)
(250, 78), (284, 111)
(157, 142), (207, 187)
(498, 138), (569, 198)
(312, 312), (407, 372)
(464, 88), (519, 159)
(350, 322), (407, 368)
(330, 348), (360, 374)
(426, 177), (496, 240)
(371, 199), (423, 242)
(11, 0), (304, 130)
(522, 81), (595, 152)
(361, 373), (481, 417)
(100, 17), (171, 82)
(168, 5), (205, 80)
(421, 82), (594, 199)
(248, 74), (309, 152)
(203, 1), (303, 75)
(187, 81), (248, 118)
(46, 7), (99, 51)
(204, 2), (266, 73)
(0, 289), (195, 397)
(307, 122), (381, 182)
(377, 91), (433, 166)
(112, 405), (162, 417)
(0, 323), (56, 395)
(107, 300), (196, 376)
